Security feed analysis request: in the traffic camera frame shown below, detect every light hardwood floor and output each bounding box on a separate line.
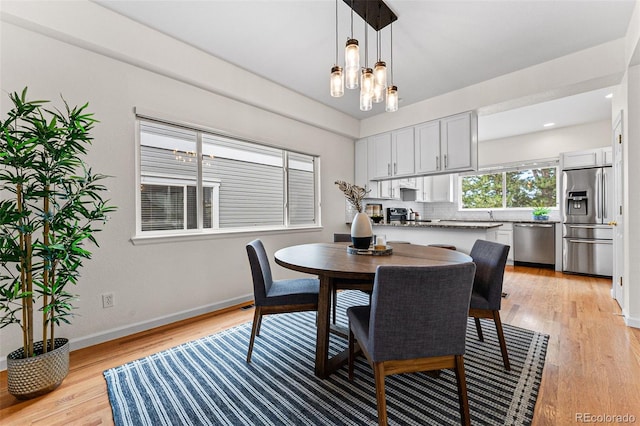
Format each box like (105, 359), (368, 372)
(1, 266), (639, 425)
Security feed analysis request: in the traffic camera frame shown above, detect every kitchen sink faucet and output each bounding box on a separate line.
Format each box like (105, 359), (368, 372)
(488, 210), (494, 221)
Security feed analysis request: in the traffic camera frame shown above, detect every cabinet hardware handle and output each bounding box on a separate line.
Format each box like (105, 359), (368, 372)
(387, 163), (391, 175)
(394, 162), (397, 174)
(436, 156), (439, 170)
(444, 154), (448, 169)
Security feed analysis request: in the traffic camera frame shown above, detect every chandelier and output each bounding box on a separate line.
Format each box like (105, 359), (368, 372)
(330, 0), (398, 112)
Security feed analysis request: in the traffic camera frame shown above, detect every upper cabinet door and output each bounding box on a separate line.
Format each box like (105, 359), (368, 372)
(392, 127), (415, 176)
(441, 112), (476, 172)
(561, 150), (599, 169)
(561, 147), (612, 169)
(368, 133), (392, 180)
(415, 120), (441, 174)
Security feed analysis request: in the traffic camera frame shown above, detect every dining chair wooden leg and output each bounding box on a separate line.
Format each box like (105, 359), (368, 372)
(332, 287), (337, 324)
(474, 317), (484, 342)
(246, 306), (262, 363)
(373, 362), (388, 426)
(454, 355), (471, 426)
(492, 310), (511, 371)
(255, 308), (264, 336)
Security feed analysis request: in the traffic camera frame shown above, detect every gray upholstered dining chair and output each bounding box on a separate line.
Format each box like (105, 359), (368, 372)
(347, 263), (477, 426)
(468, 239), (512, 371)
(333, 233), (351, 243)
(245, 239), (319, 363)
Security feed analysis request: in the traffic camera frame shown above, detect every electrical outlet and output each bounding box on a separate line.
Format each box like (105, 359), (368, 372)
(102, 293), (114, 308)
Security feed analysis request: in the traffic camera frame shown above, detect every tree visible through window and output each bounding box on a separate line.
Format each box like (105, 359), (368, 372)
(461, 166), (556, 209)
(506, 168), (556, 208)
(461, 173), (502, 208)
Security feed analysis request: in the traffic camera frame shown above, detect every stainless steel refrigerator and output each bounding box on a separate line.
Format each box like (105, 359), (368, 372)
(562, 167), (613, 276)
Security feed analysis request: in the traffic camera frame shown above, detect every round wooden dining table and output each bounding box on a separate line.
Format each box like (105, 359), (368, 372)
(274, 242), (473, 378)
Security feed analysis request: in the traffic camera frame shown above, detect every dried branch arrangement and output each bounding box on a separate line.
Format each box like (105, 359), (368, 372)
(335, 180), (370, 213)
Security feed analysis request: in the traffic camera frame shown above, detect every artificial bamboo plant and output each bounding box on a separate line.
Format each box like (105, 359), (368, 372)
(0, 88), (115, 358)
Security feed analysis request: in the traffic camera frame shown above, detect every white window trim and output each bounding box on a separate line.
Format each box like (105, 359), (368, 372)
(133, 111), (321, 243)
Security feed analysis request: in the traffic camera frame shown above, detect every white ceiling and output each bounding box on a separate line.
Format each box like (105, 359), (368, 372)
(94, 0), (634, 139)
(478, 86), (615, 141)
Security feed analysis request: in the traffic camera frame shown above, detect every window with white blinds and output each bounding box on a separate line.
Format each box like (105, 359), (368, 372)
(288, 153), (315, 225)
(138, 118), (319, 234)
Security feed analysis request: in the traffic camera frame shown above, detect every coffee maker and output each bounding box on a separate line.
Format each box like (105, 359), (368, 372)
(386, 207), (408, 223)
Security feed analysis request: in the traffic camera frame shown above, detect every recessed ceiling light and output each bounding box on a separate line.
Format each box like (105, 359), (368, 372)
(543, 122), (555, 127)
(605, 93), (613, 99)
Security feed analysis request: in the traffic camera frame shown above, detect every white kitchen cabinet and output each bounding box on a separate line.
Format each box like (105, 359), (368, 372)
(368, 133), (393, 180)
(359, 111), (477, 189)
(430, 174), (454, 202)
(415, 120), (441, 174)
(495, 223), (514, 263)
(418, 174), (454, 202)
(561, 146), (612, 169)
(368, 129), (415, 180)
(365, 180), (401, 200)
(354, 140), (400, 200)
(415, 112), (477, 175)
(441, 112), (477, 172)
(392, 127), (415, 176)
(379, 180), (392, 199)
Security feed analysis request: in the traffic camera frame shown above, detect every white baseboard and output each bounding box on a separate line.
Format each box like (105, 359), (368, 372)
(624, 314), (640, 329)
(0, 294), (253, 371)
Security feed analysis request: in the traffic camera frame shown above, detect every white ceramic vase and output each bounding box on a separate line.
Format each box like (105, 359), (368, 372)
(351, 212), (373, 249)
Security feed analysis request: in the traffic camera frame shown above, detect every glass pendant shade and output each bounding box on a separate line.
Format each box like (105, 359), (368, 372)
(386, 85), (398, 112)
(374, 61), (387, 89)
(345, 39), (360, 78)
(345, 68), (359, 89)
(373, 84), (385, 103)
(361, 68), (374, 96)
(373, 62), (387, 103)
(360, 90), (373, 111)
(330, 66), (344, 97)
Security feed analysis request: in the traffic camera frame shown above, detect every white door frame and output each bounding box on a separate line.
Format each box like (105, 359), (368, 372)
(612, 111), (624, 309)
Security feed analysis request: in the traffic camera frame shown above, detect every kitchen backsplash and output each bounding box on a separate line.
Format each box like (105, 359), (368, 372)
(420, 202), (560, 222)
(357, 199), (561, 222)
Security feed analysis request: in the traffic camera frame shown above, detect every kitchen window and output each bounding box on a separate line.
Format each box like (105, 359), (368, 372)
(460, 164), (557, 210)
(137, 119), (319, 236)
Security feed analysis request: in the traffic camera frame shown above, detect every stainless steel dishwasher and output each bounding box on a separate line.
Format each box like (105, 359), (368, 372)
(513, 223), (555, 268)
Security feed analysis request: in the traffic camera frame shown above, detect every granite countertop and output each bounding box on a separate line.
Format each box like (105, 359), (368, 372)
(373, 220), (504, 229)
(437, 219), (561, 224)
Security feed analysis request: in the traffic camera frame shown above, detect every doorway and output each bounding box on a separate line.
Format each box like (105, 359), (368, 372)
(612, 112), (624, 309)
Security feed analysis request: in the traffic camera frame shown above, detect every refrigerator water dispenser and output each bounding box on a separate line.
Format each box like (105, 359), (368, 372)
(566, 191), (588, 216)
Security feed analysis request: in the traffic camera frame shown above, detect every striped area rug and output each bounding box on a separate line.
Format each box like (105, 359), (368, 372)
(104, 291), (548, 425)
